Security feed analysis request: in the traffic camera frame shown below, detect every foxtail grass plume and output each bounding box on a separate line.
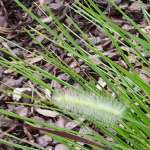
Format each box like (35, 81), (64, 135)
(55, 89), (127, 126)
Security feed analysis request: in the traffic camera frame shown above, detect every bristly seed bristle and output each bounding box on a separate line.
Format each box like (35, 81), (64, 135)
(55, 89), (127, 126)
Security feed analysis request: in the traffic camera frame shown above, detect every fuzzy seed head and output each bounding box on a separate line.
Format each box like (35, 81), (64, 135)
(55, 89), (126, 126)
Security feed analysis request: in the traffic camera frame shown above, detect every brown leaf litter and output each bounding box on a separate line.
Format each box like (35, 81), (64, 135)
(0, 0), (150, 149)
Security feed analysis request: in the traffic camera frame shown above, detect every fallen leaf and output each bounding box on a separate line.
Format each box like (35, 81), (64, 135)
(96, 78), (106, 90)
(139, 72), (149, 84)
(128, 55), (136, 64)
(15, 105), (28, 117)
(56, 116), (69, 128)
(65, 118), (85, 129)
(89, 55), (100, 65)
(128, 3), (141, 13)
(122, 24), (135, 31)
(41, 16), (53, 23)
(70, 61), (78, 68)
(37, 135), (52, 147)
(55, 144), (70, 150)
(49, 0), (63, 10)
(30, 35), (45, 45)
(35, 108), (59, 117)
(13, 88), (31, 101)
(0, 16), (8, 27)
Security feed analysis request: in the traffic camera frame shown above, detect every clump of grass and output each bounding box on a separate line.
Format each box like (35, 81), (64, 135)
(0, 0), (150, 149)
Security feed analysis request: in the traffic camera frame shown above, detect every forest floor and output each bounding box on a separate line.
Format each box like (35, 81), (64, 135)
(0, 0), (150, 150)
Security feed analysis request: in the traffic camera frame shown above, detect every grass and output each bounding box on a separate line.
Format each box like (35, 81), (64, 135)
(0, 0), (150, 149)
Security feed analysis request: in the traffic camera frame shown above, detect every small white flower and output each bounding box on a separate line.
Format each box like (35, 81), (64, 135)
(55, 89), (127, 126)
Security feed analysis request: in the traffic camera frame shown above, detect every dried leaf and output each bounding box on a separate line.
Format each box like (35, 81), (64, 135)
(35, 108), (59, 117)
